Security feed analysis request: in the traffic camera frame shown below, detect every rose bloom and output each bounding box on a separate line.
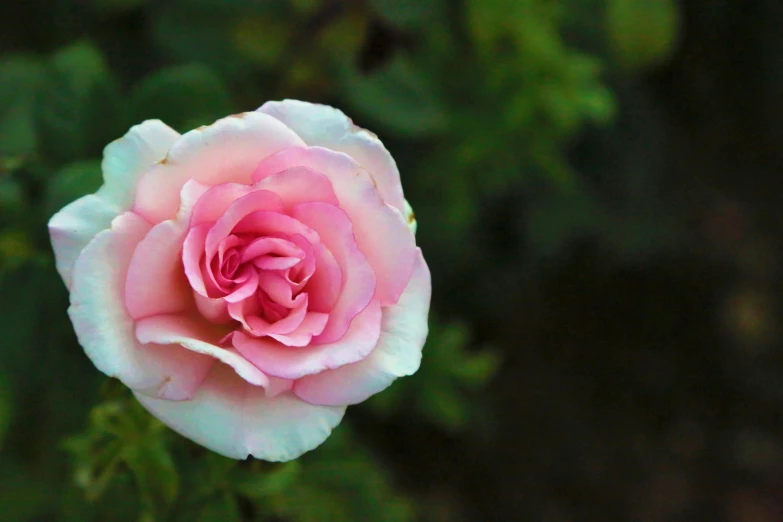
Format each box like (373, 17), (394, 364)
(49, 100), (431, 461)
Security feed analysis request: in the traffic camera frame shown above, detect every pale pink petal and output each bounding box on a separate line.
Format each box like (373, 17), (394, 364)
(252, 166), (338, 210)
(255, 147), (414, 305)
(190, 183), (254, 227)
(68, 211), (214, 400)
(257, 99), (406, 213)
(290, 202), (375, 343)
(194, 292), (231, 323)
(135, 313), (268, 387)
(294, 249), (430, 406)
(134, 112), (305, 224)
(232, 299), (382, 379)
(176, 180), (211, 221)
(265, 376), (294, 398)
(134, 363), (345, 461)
(125, 219), (192, 320)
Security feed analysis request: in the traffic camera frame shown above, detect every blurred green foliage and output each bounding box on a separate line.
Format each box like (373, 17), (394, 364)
(0, 0), (685, 520)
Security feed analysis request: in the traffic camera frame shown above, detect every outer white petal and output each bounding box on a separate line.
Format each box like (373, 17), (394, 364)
(293, 249), (431, 406)
(258, 100), (407, 214)
(68, 211), (215, 401)
(100, 119), (181, 209)
(135, 363), (346, 461)
(49, 194), (121, 288)
(49, 120), (180, 287)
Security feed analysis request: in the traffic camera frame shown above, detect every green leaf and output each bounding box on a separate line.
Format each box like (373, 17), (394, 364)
(35, 42), (126, 164)
(0, 56), (45, 158)
(340, 55), (448, 136)
(66, 392), (181, 520)
(194, 493), (241, 522)
(131, 64), (234, 132)
(607, 0), (680, 71)
(264, 429), (414, 522)
(123, 437), (180, 516)
(45, 160), (102, 217)
(451, 350), (503, 388)
(231, 461), (301, 500)
(417, 382), (471, 431)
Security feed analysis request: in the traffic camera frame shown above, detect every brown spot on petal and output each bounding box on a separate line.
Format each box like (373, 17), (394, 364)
(158, 155), (169, 165)
(407, 209), (416, 224)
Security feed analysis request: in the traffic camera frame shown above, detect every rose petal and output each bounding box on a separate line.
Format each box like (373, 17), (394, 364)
(135, 313), (268, 387)
(252, 166), (339, 210)
(242, 237), (304, 268)
(290, 202), (375, 343)
(183, 223), (211, 297)
(294, 249), (430, 406)
(257, 99), (406, 213)
(68, 211), (214, 400)
(125, 219), (192, 320)
(205, 190), (284, 259)
(101, 120), (181, 210)
(267, 311), (329, 347)
(232, 299), (382, 379)
(254, 147), (415, 305)
(134, 112), (306, 224)
(244, 293), (308, 338)
(306, 241), (341, 313)
(49, 195), (122, 288)
(233, 210), (320, 244)
(134, 363), (345, 461)
(49, 120), (180, 287)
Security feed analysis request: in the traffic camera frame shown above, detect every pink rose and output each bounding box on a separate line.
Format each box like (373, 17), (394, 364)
(48, 100), (430, 461)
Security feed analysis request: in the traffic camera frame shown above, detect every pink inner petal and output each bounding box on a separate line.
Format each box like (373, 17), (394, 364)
(290, 202), (375, 344)
(125, 219), (192, 320)
(232, 210), (320, 244)
(257, 272), (297, 308)
(245, 293), (308, 336)
(194, 292), (231, 323)
(267, 311), (329, 347)
(250, 166), (339, 210)
(205, 190), (284, 260)
(183, 223), (211, 297)
(230, 299), (382, 379)
(305, 241), (342, 313)
(253, 146), (415, 305)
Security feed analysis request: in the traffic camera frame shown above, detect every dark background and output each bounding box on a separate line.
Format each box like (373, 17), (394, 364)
(1, 0), (782, 521)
